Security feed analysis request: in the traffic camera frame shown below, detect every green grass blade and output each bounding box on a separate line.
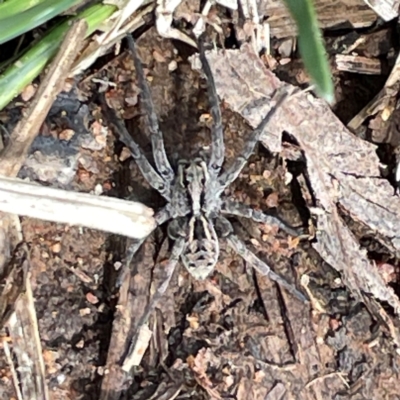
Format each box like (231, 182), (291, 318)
(0, 4), (116, 111)
(0, 0), (84, 45)
(283, 0), (334, 103)
(0, 0), (49, 20)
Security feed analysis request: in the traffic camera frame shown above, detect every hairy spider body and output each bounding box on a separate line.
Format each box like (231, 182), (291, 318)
(170, 157), (220, 279)
(103, 35), (307, 346)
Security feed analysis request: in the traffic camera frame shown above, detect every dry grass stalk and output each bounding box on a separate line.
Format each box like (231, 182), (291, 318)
(0, 176), (155, 239)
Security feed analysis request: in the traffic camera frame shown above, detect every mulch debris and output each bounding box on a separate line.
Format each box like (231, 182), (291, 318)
(2, 2), (400, 399)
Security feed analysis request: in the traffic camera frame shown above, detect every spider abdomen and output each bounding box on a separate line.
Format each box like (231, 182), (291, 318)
(181, 216), (219, 280)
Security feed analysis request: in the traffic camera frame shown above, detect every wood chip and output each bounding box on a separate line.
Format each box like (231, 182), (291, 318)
(335, 54), (383, 74)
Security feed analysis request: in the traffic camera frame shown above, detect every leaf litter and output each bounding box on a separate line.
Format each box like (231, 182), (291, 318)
(3, 14), (400, 398)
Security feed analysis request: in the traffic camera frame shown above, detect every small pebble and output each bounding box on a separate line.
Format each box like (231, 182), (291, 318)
(262, 170), (271, 180)
(329, 318), (341, 331)
(168, 60), (178, 71)
(21, 84), (36, 102)
(94, 184), (103, 195)
(114, 261), (122, 270)
(284, 171), (293, 185)
(59, 129), (75, 141)
(279, 57), (291, 65)
(51, 243), (61, 254)
(56, 374), (66, 385)
(79, 307), (91, 316)
(119, 147), (131, 162)
(86, 292), (99, 304)
(265, 192), (279, 208)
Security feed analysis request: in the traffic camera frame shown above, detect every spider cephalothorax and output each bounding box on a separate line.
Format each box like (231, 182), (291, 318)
(172, 158), (220, 279)
(103, 35), (307, 346)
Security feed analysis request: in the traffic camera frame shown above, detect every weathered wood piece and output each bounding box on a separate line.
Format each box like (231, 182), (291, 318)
(262, 0), (377, 39)
(362, 0), (400, 20)
(0, 176), (155, 239)
(335, 54), (383, 74)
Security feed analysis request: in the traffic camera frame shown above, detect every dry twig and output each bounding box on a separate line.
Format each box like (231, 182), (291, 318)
(0, 176), (155, 239)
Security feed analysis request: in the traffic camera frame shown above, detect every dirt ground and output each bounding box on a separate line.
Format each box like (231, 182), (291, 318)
(2, 5), (400, 400)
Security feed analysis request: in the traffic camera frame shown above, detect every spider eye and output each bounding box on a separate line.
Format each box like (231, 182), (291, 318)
(185, 171), (193, 181)
(157, 183), (165, 191)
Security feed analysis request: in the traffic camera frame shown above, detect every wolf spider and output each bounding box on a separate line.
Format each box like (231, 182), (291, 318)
(103, 35), (307, 357)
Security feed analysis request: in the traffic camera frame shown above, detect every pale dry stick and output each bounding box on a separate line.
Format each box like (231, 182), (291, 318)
(305, 371), (350, 389)
(0, 20), (88, 400)
(102, 0), (152, 43)
(121, 324), (152, 371)
(0, 176), (155, 239)
(193, 0), (213, 38)
(155, 0), (197, 48)
(8, 274), (50, 400)
(122, 238), (185, 371)
(194, 0), (237, 39)
(71, 0), (154, 75)
(0, 243), (27, 329)
(362, 0), (399, 21)
(3, 341), (23, 400)
(240, 0), (266, 53)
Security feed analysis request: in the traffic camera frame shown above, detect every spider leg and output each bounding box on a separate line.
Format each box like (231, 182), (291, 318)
(123, 237), (185, 368)
(117, 208), (171, 288)
(217, 89), (289, 194)
(127, 35), (175, 186)
(124, 208), (171, 268)
(219, 217), (307, 302)
(102, 103), (171, 201)
(222, 200), (301, 237)
(198, 38), (225, 176)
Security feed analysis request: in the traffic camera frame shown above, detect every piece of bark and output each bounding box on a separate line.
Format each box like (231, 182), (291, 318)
(190, 44), (400, 343)
(99, 240), (154, 400)
(348, 47), (400, 148)
(259, 0), (377, 39)
(335, 54), (383, 74)
(7, 272), (49, 400)
(0, 243), (28, 330)
(265, 382), (287, 400)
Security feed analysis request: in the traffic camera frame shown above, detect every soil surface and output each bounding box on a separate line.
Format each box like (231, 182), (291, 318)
(1, 7), (400, 400)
